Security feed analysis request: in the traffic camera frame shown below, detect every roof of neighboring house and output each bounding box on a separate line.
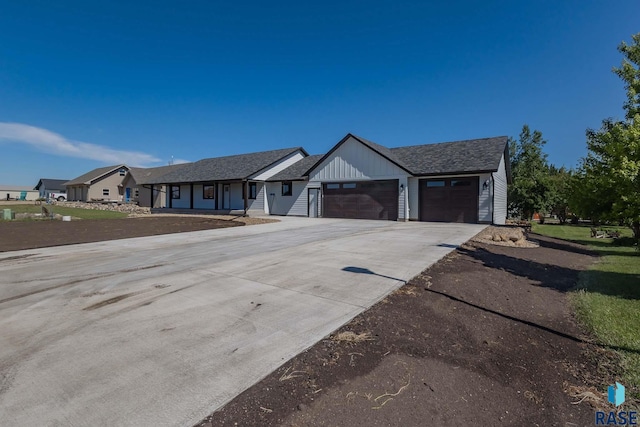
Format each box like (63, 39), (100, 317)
(147, 147), (308, 184)
(65, 165), (128, 186)
(267, 154), (324, 181)
(0, 185), (38, 192)
(34, 178), (70, 190)
(128, 164), (191, 185)
(389, 136), (509, 175)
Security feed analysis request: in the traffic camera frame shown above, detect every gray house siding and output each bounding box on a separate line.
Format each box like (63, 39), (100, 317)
(247, 182), (265, 212)
(193, 184), (216, 209)
(266, 181), (309, 216)
(478, 173), (493, 223)
(492, 154), (508, 225)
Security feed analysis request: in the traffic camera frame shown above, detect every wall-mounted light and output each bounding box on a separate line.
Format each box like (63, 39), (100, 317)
(400, 183), (404, 190)
(482, 179), (490, 191)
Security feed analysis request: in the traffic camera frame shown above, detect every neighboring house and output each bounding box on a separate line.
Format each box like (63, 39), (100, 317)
(34, 178), (69, 199)
(1, 185), (39, 201)
(266, 133), (510, 224)
(122, 164), (190, 208)
(146, 147), (308, 213)
(65, 165), (130, 202)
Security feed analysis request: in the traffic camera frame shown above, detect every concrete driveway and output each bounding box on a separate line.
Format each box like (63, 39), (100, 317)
(0, 217), (485, 426)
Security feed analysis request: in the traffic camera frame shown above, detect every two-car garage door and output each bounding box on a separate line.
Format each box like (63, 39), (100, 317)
(322, 180), (398, 221)
(320, 177), (479, 223)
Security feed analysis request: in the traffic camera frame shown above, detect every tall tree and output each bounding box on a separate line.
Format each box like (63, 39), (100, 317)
(508, 125), (552, 220)
(577, 33), (640, 237)
(547, 166), (572, 224)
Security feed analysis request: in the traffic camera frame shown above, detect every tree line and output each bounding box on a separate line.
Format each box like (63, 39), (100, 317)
(508, 33), (640, 239)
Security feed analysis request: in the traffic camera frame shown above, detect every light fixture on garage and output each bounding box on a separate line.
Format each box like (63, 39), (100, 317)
(400, 183), (404, 190)
(483, 179), (490, 191)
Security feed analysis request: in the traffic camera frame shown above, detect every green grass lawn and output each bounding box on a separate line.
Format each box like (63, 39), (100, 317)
(533, 223), (640, 399)
(1, 204), (128, 220)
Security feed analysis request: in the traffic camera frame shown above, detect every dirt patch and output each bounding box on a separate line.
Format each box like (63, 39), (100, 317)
(0, 216), (275, 252)
(200, 234), (618, 426)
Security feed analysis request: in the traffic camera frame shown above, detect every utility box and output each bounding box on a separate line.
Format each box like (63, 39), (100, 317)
(3, 209), (12, 220)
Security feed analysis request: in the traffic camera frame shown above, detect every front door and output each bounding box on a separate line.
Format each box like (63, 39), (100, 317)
(223, 184), (230, 209)
(125, 187), (131, 202)
(308, 188), (319, 217)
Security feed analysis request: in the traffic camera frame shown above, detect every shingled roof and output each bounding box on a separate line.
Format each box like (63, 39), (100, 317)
(146, 147), (307, 184)
(65, 165), (127, 186)
(128, 164), (190, 185)
(34, 178), (69, 190)
(390, 136), (508, 176)
(267, 154), (324, 181)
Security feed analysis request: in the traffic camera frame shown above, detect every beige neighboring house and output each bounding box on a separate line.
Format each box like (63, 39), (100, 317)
(65, 165), (130, 202)
(1, 185), (39, 201)
(122, 164), (189, 208)
(66, 163), (189, 207)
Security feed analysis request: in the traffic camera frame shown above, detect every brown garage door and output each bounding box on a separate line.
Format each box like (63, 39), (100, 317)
(419, 177), (478, 223)
(323, 180), (398, 221)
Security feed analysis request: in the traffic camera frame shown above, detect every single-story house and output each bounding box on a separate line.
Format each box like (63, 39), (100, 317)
(65, 165), (131, 202)
(1, 185), (40, 201)
(145, 147), (308, 213)
(34, 178), (69, 199)
(147, 133), (510, 224)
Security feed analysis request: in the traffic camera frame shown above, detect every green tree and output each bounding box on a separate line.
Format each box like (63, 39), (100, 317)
(577, 33), (640, 237)
(547, 166), (572, 224)
(508, 125), (552, 220)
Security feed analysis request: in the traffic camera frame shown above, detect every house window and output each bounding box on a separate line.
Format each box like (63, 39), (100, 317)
(326, 183), (340, 189)
(203, 185), (215, 199)
(342, 183), (357, 189)
(249, 182), (257, 199)
(119, 168), (126, 176)
(426, 180), (445, 187)
(134, 187), (139, 198)
(102, 188), (110, 196)
(171, 185), (181, 199)
(282, 181), (292, 196)
(451, 180), (472, 187)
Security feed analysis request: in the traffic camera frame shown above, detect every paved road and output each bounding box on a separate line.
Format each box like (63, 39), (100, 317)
(0, 217), (485, 426)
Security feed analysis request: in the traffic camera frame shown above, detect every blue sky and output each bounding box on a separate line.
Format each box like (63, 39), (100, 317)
(0, 0), (638, 185)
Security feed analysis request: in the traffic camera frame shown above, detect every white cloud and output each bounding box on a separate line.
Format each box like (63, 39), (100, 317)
(171, 158), (191, 164)
(0, 122), (161, 167)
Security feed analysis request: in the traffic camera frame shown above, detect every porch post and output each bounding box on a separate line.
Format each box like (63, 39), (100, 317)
(243, 180), (248, 214)
(214, 182), (218, 210)
(168, 186), (172, 209)
(190, 183), (194, 209)
(150, 184), (154, 208)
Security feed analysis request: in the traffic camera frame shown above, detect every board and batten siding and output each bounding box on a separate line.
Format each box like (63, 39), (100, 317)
(266, 181), (309, 216)
(250, 151), (306, 181)
(492, 154), (508, 225)
(309, 136), (408, 181)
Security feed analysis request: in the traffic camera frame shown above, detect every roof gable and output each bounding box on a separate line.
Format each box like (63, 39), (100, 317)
(65, 165), (128, 186)
(34, 178), (69, 190)
(305, 133), (412, 177)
